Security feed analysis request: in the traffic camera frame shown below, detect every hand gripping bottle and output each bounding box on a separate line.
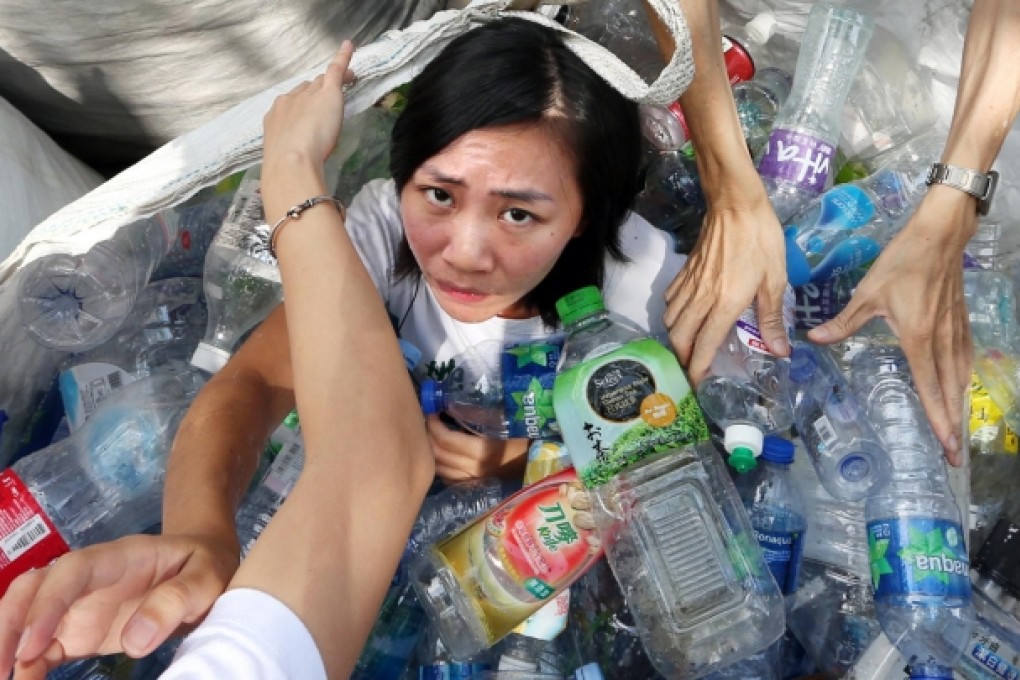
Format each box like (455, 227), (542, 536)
(756, 2), (874, 223)
(850, 346), (974, 669)
(191, 166), (283, 374)
(696, 287), (796, 473)
(420, 337), (564, 439)
(783, 130), (943, 287)
(0, 371), (202, 594)
(411, 467), (603, 660)
(958, 519), (1020, 680)
(787, 341), (891, 501)
(552, 286), (784, 678)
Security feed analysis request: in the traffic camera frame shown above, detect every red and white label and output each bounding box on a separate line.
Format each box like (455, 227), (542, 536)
(0, 470), (70, 595)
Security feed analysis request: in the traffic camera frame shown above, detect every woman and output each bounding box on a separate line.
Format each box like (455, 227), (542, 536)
(0, 16), (687, 679)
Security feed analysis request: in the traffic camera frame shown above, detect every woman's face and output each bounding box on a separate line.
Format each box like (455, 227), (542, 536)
(400, 123), (583, 323)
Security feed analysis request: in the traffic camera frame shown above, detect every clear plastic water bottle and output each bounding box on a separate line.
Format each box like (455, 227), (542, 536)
(150, 190), (234, 281)
(850, 345), (974, 668)
(733, 67), (793, 158)
(561, 0), (665, 84)
(756, 2), (874, 222)
(734, 435), (807, 596)
(787, 341), (890, 501)
(234, 431), (305, 558)
(632, 148), (707, 253)
(696, 288), (795, 473)
(57, 277), (206, 432)
(783, 131), (943, 286)
(190, 166), (283, 375)
(17, 211), (181, 352)
(0, 372), (202, 593)
(416, 624), (493, 679)
(793, 267), (867, 331)
(419, 338), (564, 440)
(956, 519), (1020, 680)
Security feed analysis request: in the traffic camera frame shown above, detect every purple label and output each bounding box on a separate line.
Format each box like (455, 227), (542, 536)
(759, 129), (834, 193)
(794, 281), (850, 329)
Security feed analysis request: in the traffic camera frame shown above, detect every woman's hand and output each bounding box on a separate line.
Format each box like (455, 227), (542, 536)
(807, 187), (976, 466)
(664, 185), (791, 383)
(262, 41), (357, 171)
(426, 415), (530, 483)
(0, 534), (240, 679)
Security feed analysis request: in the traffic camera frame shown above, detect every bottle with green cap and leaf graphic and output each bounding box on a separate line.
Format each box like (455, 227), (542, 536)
(551, 286), (785, 679)
(420, 337), (564, 439)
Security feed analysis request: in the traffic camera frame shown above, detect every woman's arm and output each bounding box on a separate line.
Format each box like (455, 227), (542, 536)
(644, 0), (790, 380)
(229, 42), (435, 677)
(808, 0), (1020, 463)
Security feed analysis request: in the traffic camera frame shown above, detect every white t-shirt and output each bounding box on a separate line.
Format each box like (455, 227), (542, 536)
(161, 588), (326, 680)
(347, 179), (687, 384)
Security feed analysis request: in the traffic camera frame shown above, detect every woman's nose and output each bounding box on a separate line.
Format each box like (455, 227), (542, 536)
(443, 215), (494, 271)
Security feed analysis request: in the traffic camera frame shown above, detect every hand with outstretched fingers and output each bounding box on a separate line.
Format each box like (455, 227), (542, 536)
(0, 534), (239, 680)
(664, 186), (791, 384)
(807, 188), (975, 466)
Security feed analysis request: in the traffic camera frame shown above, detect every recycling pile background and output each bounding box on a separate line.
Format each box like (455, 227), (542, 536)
(1, 0), (1020, 678)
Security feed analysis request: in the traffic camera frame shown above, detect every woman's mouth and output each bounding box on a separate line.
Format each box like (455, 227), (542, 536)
(436, 279), (489, 303)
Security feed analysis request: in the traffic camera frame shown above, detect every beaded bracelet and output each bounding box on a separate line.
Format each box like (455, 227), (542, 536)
(268, 195), (347, 260)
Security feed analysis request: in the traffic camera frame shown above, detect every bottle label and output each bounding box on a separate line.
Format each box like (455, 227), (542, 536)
(753, 527), (804, 595)
(962, 628), (1020, 680)
(970, 372), (1019, 454)
(214, 173), (277, 269)
(735, 287), (796, 355)
(59, 363), (136, 432)
(759, 129), (835, 193)
(553, 339), (709, 488)
(866, 517), (970, 599)
(419, 663), (491, 680)
(806, 236), (881, 285)
(794, 278), (854, 329)
(721, 35), (756, 85)
(811, 414), (839, 450)
(500, 339), (564, 439)
(262, 437), (305, 496)
(432, 469), (601, 645)
(786, 185), (881, 284)
(0, 470), (70, 595)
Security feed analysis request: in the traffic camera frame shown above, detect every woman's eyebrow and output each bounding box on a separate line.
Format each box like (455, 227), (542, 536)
(419, 164), (554, 202)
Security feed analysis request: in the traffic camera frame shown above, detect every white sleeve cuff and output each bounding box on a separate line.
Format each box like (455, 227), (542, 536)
(160, 588), (327, 680)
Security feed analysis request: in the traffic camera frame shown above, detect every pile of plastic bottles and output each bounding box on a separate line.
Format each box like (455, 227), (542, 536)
(2, 1), (1020, 679)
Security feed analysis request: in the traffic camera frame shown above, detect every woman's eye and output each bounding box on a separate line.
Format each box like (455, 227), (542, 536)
(503, 208), (534, 225)
(425, 188), (453, 206)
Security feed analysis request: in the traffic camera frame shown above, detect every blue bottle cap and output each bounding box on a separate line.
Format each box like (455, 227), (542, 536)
(788, 343), (819, 384)
(399, 339), (423, 372)
(761, 435), (795, 464)
(785, 226), (814, 287)
(419, 379), (444, 416)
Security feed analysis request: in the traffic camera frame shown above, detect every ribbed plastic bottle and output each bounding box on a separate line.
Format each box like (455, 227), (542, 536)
(783, 130), (943, 287)
(419, 337), (564, 440)
(756, 2), (874, 223)
(552, 286), (783, 678)
(190, 166), (283, 374)
(850, 345), (974, 668)
(787, 341), (890, 501)
(0, 372), (202, 594)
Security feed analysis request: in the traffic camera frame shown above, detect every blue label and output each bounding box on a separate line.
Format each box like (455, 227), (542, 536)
(420, 662), (491, 680)
(807, 185), (876, 236)
(808, 236), (881, 284)
(867, 518), (971, 599)
(501, 338), (563, 438)
(758, 128), (834, 192)
(753, 527), (804, 595)
(967, 641), (1020, 679)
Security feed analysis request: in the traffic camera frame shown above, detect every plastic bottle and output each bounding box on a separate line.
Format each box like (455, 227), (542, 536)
(190, 166), (283, 374)
(734, 435), (807, 596)
(783, 131), (943, 287)
(732, 66), (793, 158)
(561, 0), (665, 84)
(234, 428), (305, 558)
(632, 148), (706, 251)
(0, 372), (202, 594)
(416, 625), (493, 679)
(850, 345), (974, 668)
(756, 3), (874, 223)
(793, 266), (867, 330)
(150, 189), (235, 281)
(552, 286), (783, 677)
(57, 277), (206, 432)
(696, 288), (796, 472)
(787, 341), (891, 501)
(419, 337), (564, 440)
(17, 210), (181, 352)
(411, 467), (602, 661)
(638, 12), (777, 152)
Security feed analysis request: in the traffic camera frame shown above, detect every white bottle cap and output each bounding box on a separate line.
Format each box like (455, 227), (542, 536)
(724, 423), (764, 456)
(190, 342), (231, 375)
(745, 11), (778, 45)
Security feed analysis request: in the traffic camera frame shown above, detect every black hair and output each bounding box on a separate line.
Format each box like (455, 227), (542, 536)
(389, 17), (643, 327)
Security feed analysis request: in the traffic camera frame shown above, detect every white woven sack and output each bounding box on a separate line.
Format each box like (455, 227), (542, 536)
(0, 0), (694, 464)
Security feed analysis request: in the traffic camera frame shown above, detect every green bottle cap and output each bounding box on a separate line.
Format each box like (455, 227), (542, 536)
(556, 286), (605, 326)
(728, 446), (758, 474)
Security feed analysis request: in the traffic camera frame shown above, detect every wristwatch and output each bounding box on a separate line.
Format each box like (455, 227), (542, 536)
(925, 162), (999, 216)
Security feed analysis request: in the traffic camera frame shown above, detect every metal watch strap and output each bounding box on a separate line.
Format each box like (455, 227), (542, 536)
(925, 162), (999, 216)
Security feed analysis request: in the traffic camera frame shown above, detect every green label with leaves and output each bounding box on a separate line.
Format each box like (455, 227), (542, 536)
(867, 517), (971, 599)
(500, 338), (563, 439)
